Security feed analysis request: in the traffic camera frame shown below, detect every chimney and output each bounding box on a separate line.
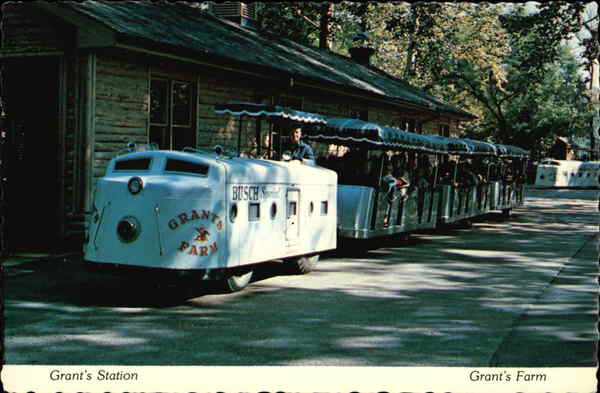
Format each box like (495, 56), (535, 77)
(349, 32), (375, 66)
(349, 47), (375, 66)
(213, 2), (257, 30)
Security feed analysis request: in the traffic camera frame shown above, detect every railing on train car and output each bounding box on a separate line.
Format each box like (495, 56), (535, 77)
(303, 118), (529, 236)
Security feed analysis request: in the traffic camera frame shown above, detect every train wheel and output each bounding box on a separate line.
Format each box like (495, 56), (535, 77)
(288, 254), (319, 274)
(224, 270), (253, 293)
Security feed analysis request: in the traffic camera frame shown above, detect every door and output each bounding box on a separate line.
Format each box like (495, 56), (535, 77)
(3, 57), (60, 251)
(285, 189), (300, 245)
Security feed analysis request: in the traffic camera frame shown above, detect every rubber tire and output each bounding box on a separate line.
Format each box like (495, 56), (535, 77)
(288, 254), (319, 274)
(224, 270), (253, 293)
(457, 219), (472, 229)
(502, 208), (511, 218)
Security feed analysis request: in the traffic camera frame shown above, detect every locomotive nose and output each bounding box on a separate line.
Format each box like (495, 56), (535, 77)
(117, 216), (141, 243)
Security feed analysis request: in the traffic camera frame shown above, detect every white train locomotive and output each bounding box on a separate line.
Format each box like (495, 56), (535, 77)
(84, 148), (337, 292)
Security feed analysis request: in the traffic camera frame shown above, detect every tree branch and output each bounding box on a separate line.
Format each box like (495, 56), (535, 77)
(291, 5), (320, 29)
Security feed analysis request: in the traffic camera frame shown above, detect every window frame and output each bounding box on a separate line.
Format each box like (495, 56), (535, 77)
(149, 77), (197, 151)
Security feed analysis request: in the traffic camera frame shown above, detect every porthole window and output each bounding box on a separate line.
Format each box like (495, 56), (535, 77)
(270, 202), (277, 219)
(230, 204), (238, 223)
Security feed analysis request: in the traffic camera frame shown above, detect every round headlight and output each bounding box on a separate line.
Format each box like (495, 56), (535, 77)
(117, 216), (141, 243)
(128, 176), (144, 195)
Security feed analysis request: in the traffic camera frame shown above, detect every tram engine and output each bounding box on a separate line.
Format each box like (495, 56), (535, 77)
(84, 147), (337, 291)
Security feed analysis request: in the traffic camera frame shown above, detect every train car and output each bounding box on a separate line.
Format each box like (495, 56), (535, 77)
(84, 104), (337, 292)
(534, 159), (600, 188)
(489, 144), (529, 214)
(304, 119), (529, 237)
(304, 118), (455, 238)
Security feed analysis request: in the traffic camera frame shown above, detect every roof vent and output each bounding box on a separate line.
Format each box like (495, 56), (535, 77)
(213, 2), (257, 30)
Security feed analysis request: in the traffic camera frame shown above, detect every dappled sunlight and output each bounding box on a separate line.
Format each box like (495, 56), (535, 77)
(8, 332), (147, 347)
(336, 335), (405, 349)
(6, 301), (88, 313)
(2, 189), (597, 366)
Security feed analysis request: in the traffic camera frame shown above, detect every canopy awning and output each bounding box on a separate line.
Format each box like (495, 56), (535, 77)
(429, 135), (471, 155)
(303, 118), (449, 153)
(214, 102), (328, 124)
(495, 144), (529, 158)
(461, 139), (498, 156)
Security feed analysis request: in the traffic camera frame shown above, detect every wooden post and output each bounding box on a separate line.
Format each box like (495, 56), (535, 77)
(237, 115), (243, 157)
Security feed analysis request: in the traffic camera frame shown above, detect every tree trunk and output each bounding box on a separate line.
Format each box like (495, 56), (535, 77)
(403, 9), (419, 80)
(590, 57), (599, 159)
(319, 3), (334, 50)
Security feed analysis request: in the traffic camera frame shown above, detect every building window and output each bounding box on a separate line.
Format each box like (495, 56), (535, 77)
(150, 78), (196, 150)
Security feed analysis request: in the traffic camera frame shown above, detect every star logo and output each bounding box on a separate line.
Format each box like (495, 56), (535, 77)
(193, 227), (210, 242)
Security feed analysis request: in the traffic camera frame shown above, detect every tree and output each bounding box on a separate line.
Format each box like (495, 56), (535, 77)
(255, 3), (328, 47)
(254, 2), (597, 158)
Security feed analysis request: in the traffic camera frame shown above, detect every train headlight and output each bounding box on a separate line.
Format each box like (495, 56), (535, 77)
(127, 176), (144, 195)
(117, 216), (141, 243)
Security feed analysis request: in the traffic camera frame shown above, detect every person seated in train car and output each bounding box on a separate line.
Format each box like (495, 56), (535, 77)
(281, 125), (315, 163)
(459, 160), (481, 187)
(415, 155), (434, 188)
(438, 160), (459, 187)
(489, 163), (502, 182)
(399, 155), (415, 192)
(391, 153), (411, 199)
(380, 161), (407, 225)
(473, 159), (488, 183)
(381, 162), (409, 196)
(503, 165), (515, 184)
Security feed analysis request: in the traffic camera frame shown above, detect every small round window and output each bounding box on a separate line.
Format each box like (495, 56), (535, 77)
(271, 202), (277, 219)
(230, 204), (238, 222)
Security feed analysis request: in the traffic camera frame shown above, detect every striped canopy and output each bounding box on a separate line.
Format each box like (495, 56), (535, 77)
(214, 102), (328, 124)
(494, 144), (530, 158)
(462, 139), (498, 156)
(303, 118), (449, 154)
(429, 135), (471, 155)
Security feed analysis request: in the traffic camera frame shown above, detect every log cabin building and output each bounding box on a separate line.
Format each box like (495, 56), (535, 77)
(0, 1), (474, 252)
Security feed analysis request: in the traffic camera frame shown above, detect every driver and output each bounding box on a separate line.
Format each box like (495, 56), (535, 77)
(283, 126), (315, 162)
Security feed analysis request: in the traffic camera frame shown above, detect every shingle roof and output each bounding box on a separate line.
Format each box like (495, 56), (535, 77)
(55, 1), (475, 119)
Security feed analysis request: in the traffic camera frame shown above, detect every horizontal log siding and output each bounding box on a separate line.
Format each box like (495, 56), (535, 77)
(197, 74), (259, 154)
(0, 4), (65, 56)
(94, 55), (149, 178)
(62, 54), (83, 239)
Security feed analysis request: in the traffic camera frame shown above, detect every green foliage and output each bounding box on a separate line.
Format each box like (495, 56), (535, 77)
(254, 1), (597, 159)
(255, 3), (323, 46)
